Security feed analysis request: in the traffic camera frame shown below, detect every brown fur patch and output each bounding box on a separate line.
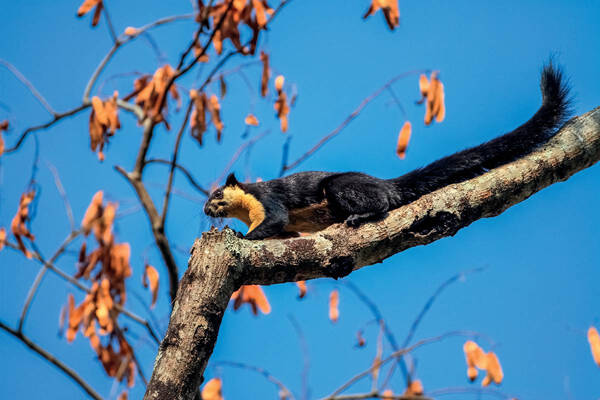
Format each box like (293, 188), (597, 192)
(284, 200), (337, 233)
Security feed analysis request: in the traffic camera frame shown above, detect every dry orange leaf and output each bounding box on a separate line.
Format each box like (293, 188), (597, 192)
(208, 95), (224, 141)
(482, 352), (503, 386)
(0, 120), (8, 158)
(202, 378), (224, 400)
(232, 285), (271, 315)
(396, 121), (412, 159)
(81, 190), (102, 233)
(588, 326), (600, 367)
(190, 90), (208, 145)
(118, 391), (128, 400)
(11, 190), (36, 258)
(274, 75), (285, 91)
(260, 51), (270, 97)
(0, 227), (6, 252)
(124, 26), (138, 36)
(356, 330), (366, 347)
(296, 280), (307, 299)
(463, 341), (503, 386)
(363, 0), (400, 30)
(245, 114), (259, 126)
(404, 379), (424, 396)
(143, 264), (160, 308)
(420, 72), (446, 125)
(381, 389), (394, 400)
(274, 91), (290, 133)
(77, 0), (103, 27)
(329, 289), (339, 323)
(219, 75), (227, 99)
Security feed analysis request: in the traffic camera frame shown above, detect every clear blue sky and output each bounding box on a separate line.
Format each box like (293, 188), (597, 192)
(1, 1), (599, 399)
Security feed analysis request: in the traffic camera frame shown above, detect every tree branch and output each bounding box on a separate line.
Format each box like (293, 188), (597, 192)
(144, 106), (600, 400)
(0, 320), (103, 400)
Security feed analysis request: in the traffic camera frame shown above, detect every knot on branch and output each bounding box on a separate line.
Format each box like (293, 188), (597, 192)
(409, 210), (460, 237)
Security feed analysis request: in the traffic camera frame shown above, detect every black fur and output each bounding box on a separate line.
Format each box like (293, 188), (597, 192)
(208, 64), (571, 240)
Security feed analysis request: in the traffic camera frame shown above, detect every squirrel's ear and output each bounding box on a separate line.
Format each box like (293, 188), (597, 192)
(225, 173), (239, 187)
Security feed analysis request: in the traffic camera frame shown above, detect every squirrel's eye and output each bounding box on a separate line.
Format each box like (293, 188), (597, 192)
(213, 190), (223, 199)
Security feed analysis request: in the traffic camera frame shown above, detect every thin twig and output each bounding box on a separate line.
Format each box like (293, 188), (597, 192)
(342, 281), (410, 388)
(282, 69), (430, 174)
(213, 361), (296, 400)
(161, 101), (194, 227)
(211, 129), (270, 187)
(0, 59), (57, 116)
(402, 268), (485, 349)
(289, 315), (310, 400)
(83, 43), (121, 102)
(46, 161), (75, 231)
(321, 331), (483, 400)
(327, 392), (430, 400)
(146, 159), (209, 196)
(0, 320), (103, 400)
(114, 165), (180, 303)
(101, 0), (118, 44)
(426, 386), (514, 399)
(5, 240), (161, 345)
(18, 232), (80, 332)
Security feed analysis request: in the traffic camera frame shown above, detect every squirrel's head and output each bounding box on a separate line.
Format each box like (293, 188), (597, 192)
(204, 173), (246, 218)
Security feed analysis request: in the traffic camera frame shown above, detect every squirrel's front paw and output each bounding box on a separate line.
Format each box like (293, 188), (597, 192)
(345, 215), (363, 228)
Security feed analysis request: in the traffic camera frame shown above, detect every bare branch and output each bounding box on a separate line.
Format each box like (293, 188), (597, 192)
(0, 59), (57, 116)
(212, 361), (295, 400)
(289, 315), (310, 400)
(101, 0), (118, 43)
(211, 129), (270, 187)
(115, 165), (180, 302)
(146, 159), (209, 196)
(5, 238), (161, 345)
(5, 104), (87, 153)
(322, 331), (482, 400)
(161, 101), (194, 227)
(281, 69), (429, 175)
(46, 161), (76, 231)
(18, 232), (79, 332)
(0, 320), (103, 400)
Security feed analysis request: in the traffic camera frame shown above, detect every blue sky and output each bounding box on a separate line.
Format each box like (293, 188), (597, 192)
(1, 1), (599, 399)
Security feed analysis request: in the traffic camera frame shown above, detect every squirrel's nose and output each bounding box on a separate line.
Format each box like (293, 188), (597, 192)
(203, 202), (212, 216)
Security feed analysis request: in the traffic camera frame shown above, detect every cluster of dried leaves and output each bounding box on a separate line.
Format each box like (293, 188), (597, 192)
(134, 65), (181, 128)
(190, 90), (224, 145)
(363, 0), (400, 30)
(395, 73), (446, 160)
(89, 93), (121, 161)
(62, 191), (142, 390)
(77, 0), (104, 27)
(273, 75), (290, 132)
(11, 190), (36, 258)
(463, 340), (503, 386)
(418, 71), (445, 125)
(203, 0), (275, 56)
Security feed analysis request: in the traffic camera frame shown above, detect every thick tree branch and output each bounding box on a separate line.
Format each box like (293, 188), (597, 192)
(145, 107), (600, 400)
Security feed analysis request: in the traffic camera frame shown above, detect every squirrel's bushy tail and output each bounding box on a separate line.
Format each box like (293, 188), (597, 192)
(391, 62), (572, 204)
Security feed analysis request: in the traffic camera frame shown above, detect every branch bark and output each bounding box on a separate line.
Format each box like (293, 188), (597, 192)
(144, 106), (600, 399)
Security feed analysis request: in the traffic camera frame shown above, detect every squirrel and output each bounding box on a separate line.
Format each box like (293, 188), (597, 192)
(204, 63), (571, 240)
